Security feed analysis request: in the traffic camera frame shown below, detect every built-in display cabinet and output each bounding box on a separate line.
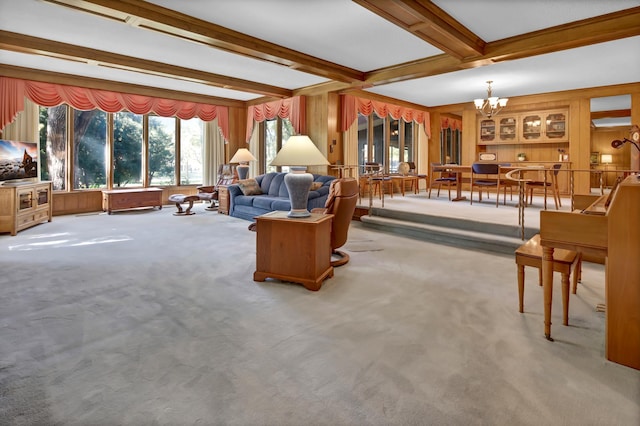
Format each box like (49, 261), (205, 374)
(0, 181), (53, 235)
(478, 108), (569, 145)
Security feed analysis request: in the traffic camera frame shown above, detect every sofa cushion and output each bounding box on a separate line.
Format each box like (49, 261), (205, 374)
(310, 182), (323, 190)
(270, 198), (291, 211)
(238, 178), (262, 195)
(253, 196), (280, 210)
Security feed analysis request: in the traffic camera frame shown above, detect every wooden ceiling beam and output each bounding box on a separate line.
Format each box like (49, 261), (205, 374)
(591, 109), (632, 120)
(353, 0), (485, 59)
(43, 0), (365, 84)
(364, 7), (640, 87)
(0, 31), (292, 99)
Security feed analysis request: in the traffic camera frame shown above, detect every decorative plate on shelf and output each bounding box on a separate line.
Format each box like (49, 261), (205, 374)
(479, 153), (497, 161)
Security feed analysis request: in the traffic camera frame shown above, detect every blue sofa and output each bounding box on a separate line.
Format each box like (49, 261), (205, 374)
(228, 172), (335, 221)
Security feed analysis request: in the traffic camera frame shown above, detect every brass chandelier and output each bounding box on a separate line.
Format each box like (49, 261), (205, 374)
(474, 80), (508, 118)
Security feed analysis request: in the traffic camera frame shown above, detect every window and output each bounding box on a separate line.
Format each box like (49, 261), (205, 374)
(440, 127), (461, 164)
(149, 115), (176, 186)
(39, 105), (67, 191)
(180, 118), (203, 185)
(358, 113), (416, 173)
(113, 111), (143, 187)
(73, 109), (107, 189)
(37, 106), (205, 190)
(263, 117), (293, 173)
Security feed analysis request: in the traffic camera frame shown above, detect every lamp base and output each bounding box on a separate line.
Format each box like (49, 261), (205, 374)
(284, 167), (313, 218)
(237, 163), (250, 180)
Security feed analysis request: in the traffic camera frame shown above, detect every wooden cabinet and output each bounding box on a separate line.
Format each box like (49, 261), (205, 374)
(478, 108), (568, 145)
(0, 181), (53, 236)
(253, 211), (334, 291)
(521, 110), (568, 143)
(218, 185), (230, 215)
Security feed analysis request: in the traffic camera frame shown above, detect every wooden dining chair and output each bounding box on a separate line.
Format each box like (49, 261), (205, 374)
(428, 162), (457, 200)
(359, 162), (392, 200)
(407, 161), (429, 192)
(470, 162), (507, 207)
(526, 163), (562, 209)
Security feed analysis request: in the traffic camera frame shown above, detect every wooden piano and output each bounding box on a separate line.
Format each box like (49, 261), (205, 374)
(540, 175), (640, 370)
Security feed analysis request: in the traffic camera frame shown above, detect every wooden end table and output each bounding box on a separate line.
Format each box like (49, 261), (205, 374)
(253, 211), (334, 291)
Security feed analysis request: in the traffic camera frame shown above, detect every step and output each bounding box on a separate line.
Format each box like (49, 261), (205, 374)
(360, 213), (535, 255)
(368, 207), (538, 239)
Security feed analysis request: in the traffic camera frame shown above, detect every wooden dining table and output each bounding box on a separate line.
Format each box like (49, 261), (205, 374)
(432, 163), (550, 205)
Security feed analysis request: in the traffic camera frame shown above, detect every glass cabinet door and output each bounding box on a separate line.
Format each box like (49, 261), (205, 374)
(545, 112), (566, 140)
(479, 119), (496, 143)
(498, 117), (517, 142)
(18, 190), (33, 211)
(522, 114), (542, 141)
(37, 188), (50, 206)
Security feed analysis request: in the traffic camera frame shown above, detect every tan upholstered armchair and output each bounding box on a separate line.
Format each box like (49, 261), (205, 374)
(311, 178), (359, 267)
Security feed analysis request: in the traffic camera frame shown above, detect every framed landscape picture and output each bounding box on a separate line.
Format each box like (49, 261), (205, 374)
(590, 152), (599, 165)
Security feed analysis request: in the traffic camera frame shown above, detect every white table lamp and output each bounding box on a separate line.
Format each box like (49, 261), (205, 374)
(230, 148), (257, 180)
(270, 135), (330, 217)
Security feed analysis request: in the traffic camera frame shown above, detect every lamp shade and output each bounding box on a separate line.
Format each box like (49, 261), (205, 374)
(270, 135), (329, 167)
(601, 154), (613, 164)
(229, 148), (256, 164)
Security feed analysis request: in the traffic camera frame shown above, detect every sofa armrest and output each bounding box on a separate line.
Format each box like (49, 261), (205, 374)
(227, 184), (243, 197)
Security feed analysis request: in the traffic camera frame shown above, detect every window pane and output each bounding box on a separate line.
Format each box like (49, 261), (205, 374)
(404, 121), (414, 162)
(389, 119), (399, 172)
(149, 116), (176, 186)
(265, 119), (278, 173)
(372, 113), (385, 167)
(279, 118), (294, 173)
(357, 114), (368, 174)
(73, 109), (107, 189)
(113, 112), (143, 187)
(39, 105), (67, 190)
(180, 118), (203, 185)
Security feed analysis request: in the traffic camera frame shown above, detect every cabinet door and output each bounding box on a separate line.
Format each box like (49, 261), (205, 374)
(521, 114), (542, 141)
(36, 186), (50, 206)
(17, 189), (34, 211)
(479, 118), (496, 143)
(544, 111), (567, 141)
(498, 117), (517, 142)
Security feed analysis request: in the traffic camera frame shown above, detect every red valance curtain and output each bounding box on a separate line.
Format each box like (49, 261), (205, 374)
(340, 94), (430, 137)
(0, 76), (229, 140)
(441, 116), (462, 131)
(246, 96), (305, 142)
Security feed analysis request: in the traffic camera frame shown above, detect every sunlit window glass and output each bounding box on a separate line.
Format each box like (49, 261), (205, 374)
(180, 118), (203, 185)
(113, 111), (143, 187)
(73, 109), (107, 189)
(149, 115), (176, 185)
(39, 105), (67, 190)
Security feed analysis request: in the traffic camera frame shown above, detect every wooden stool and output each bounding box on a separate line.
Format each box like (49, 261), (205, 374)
(168, 194), (200, 215)
(515, 234), (581, 326)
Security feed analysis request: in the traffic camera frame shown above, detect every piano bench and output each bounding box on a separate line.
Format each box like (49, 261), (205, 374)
(515, 234), (582, 326)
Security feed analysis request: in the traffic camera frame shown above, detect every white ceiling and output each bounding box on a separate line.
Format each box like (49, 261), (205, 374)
(1, 0), (639, 127)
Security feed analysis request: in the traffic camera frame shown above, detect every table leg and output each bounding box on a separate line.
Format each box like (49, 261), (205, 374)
(542, 246), (555, 341)
(561, 272), (570, 326)
(517, 263), (525, 313)
(451, 172), (466, 201)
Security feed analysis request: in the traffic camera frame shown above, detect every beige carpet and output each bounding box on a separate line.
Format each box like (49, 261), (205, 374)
(1, 202), (638, 425)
